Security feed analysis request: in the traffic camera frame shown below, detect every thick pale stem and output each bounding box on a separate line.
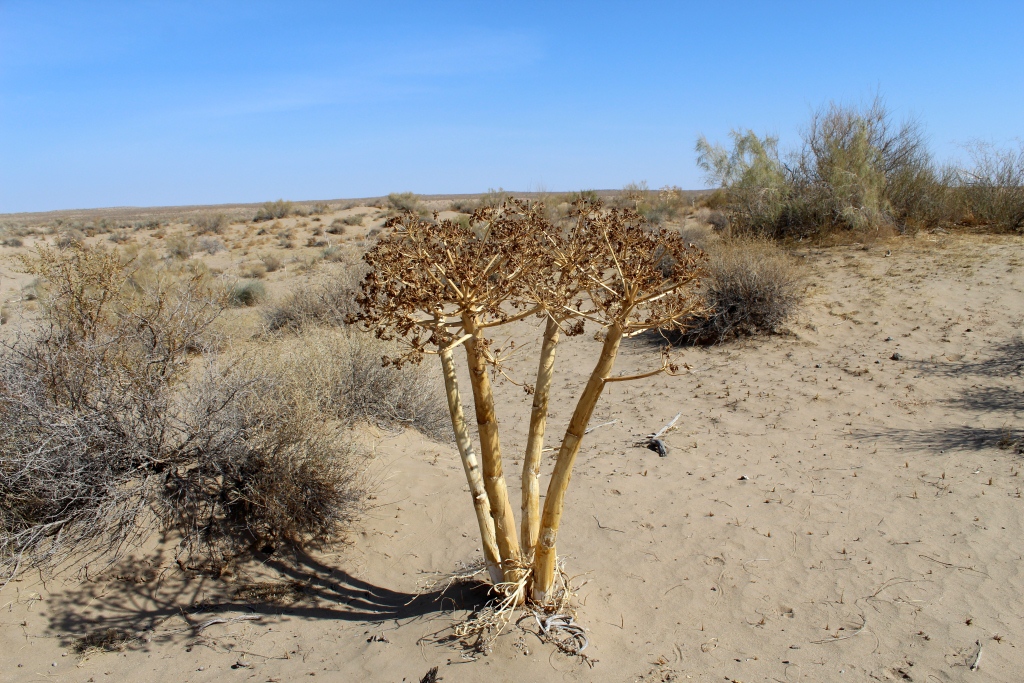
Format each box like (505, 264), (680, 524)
(521, 316), (560, 564)
(461, 313), (522, 583)
(532, 323), (624, 603)
(439, 347), (503, 585)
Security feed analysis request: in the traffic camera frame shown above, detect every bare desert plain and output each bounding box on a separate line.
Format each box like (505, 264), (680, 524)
(1, 198), (1022, 683)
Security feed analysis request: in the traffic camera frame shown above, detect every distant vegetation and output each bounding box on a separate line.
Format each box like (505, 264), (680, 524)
(695, 97), (1024, 240)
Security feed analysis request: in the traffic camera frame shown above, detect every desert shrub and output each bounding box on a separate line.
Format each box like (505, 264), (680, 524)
(263, 265), (364, 333)
(386, 192), (420, 213)
(55, 229), (86, 249)
(254, 329), (449, 440)
(254, 199), (295, 222)
(696, 98), (941, 239)
(956, 141), (1024, 232)
(261, 254), (282, 272)
(166, 234), (196, 259)
(342, 213), (366, 226)
(696, 130), (793, 235)
(192, 213), (229, 235)
(240, 261), (268, 279)
(0, 246), (369, 578)
(640, 186), (692, 225)
(108, 231), (132, 244)
(327, 220), (347, 234)
(2, 236), (24, 248)
(228, 279), (266, 307)
(197, 237), (225, 255)
(309, 202), (331, 215)
(448, 188), (513, 213)
(676, 238), (801, 344)
(323, 245), (348, 262)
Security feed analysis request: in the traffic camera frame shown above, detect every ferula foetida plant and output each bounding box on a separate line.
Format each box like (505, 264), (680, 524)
(354, 198), (706, 605)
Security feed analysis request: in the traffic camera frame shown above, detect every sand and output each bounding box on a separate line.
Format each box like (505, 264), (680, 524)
(1, 217), (1021, 682)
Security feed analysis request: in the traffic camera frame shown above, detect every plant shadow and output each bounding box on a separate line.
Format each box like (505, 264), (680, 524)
(45, 545), (491, 651)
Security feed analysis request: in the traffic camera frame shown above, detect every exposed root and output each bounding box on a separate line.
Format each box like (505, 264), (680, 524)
(423, 557), (595, 666)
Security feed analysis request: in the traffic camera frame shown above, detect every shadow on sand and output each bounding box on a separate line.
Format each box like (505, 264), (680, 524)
(45, 545), (491, 649)
(855, 335), (1023, 453)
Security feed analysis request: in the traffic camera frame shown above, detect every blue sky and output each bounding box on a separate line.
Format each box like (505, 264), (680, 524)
(1, 1), (1021, 213)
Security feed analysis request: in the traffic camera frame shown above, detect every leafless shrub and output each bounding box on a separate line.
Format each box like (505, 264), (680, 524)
(676, 238), (802, 343)
(2, 236), (24, 248)
(263, 265), (364, 333)
(197, 237), (225, 255)
(957, 141), (1024, 232)
(0, 246), (370, 580)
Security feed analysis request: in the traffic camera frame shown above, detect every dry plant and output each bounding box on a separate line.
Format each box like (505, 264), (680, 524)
(0, 245), (369, 583)
(676, 237), (802, 344)
(354, 199), (706, 606)
(262, 265), (364, 333)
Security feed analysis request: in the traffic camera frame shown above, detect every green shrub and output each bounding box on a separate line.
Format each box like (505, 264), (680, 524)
(254, 199), (295, 222)
(386, 192), (420, 213)
(696, 97), (941, 239)
(228, 279), (267, 307)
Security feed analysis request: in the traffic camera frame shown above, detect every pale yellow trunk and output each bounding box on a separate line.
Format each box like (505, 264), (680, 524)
(439, 346), (503, 585)
(520, 316), (560, 565)
(532, 323), (624, 603)
(461, 314), (522, 584)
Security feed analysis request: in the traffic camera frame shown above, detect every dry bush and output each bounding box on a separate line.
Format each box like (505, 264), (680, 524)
(252, 329), (450, 441)
(263, 264), (364, 333)
(239, 261), (268, 279)
(192, 213), (229, 235)
(260, 254), (282, 272)
(2, 236), (24, 248)
(254, 199), (295, 222)
(228, 279), (266, 307)
(197, 236), (225, 255)
(327, 219), (348, 234)
(0, 246), (370, 580)
(165, 234), (196, 259)
(956, 141), (1024, 232)
(676, 238), (802, 344)
(55, 229), (86, 249)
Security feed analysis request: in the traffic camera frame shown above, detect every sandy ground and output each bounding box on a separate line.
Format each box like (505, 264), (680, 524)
(1, 221), (1022, 682)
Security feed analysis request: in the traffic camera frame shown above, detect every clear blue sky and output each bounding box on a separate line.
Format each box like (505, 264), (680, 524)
(1, 1), (1021, 213)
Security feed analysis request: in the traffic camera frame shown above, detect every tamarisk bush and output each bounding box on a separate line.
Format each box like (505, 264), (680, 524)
(355, 199), (706, 605)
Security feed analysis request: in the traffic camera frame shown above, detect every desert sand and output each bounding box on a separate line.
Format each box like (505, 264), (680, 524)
(0, 208), (1022, 682)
